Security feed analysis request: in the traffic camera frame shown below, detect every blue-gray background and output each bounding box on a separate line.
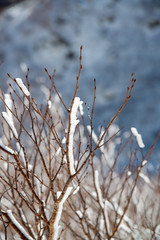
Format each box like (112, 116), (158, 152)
(0, 0), (160, 168)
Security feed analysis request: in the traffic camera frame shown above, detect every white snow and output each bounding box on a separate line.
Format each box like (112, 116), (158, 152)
(0, 139), (17, 155)
(35, 177), (41, 197)
(55, 137), (66, 156)
(28, 164), (33, 171)
(72, 179), (80, 195)
(127, 171), (132, 177)
(95, 170), (104, 208)
(16, 142), (26, 166)
(48, 100), (52, 109)
(3, 161), (8, 171)
(15, 78), (30, 97)
(87, 125), (98, 144)
(68, 97), (81, 175)
(139, 172), (150, 184)
(52, 187), (73, 240)
(7, 210), (34, 240)
(76, 210), (83, 219)
(62, 137), (66, 144)
(21, 191), (27, 198)
(28, 224), (38, 240)
(56, 191), (62, 199)
(4, 93), (13, 122)
(104, 200), (111, 235)
(73, 186), (80, 195)
(142, 160), (147, 167)
(78, 100), (84, 116)
(131, 127), (145, 148)
(119, 223), (131, 234)
(136, 134), (145, 148)
(2, 111), (18, 139)
(20, 62), (28, 73)
(113, 202), (133, 226)
(19, 208), (27, 224)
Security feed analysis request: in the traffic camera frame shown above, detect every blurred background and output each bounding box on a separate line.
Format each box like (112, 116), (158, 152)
(0, 0), (160, 168)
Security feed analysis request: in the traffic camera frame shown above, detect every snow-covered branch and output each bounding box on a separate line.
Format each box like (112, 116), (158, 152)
(7, 210), (34, 240)
(2, 111), (18, 139)
(0, 139), (17, 155)
(68, 97), (83, 175)
(15, 78), (30, 97)
(52, 187), (73, 240)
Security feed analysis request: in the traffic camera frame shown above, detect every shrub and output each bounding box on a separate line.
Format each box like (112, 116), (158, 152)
(0, 46), (160, 240)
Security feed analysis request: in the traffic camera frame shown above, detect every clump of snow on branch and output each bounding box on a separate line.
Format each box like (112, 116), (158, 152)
(0, 139), (17, 155)
(48, 100), (52, 109)
(68, 97), (83, 175)
(78, 99), (84, 115)
(142, 159), (147, 167)
(2, 112), (18, 139)
(1, 93), (19, 140)
(53, 187), (73, 240)
(4, 93), (13, 121)
(131, 127), (145, 148)
(15, 78), (30, 97)
(76, 210), (83, 219)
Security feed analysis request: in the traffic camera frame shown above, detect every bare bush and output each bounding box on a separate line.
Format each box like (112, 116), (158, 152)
(0, 46), (160, 240)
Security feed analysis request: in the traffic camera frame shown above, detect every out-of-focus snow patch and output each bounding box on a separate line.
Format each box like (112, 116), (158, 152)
(20, 62), (28, 73)
(139, 172), (150, 184)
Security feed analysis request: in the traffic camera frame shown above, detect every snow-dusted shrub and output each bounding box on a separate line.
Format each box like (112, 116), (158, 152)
(0, 46), (160, 240)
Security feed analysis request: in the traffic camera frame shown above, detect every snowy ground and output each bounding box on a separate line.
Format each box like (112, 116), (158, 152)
(0, 0), (160, 167)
